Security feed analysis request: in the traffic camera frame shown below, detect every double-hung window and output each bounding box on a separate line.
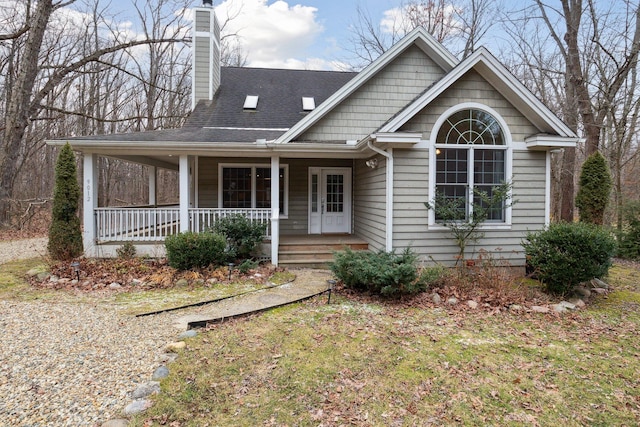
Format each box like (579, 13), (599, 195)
(434, 108), (508, 223)
(219, 164), (288, 215)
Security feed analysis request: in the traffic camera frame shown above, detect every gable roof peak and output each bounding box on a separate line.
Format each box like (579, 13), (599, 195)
(275, 25), (459, 144)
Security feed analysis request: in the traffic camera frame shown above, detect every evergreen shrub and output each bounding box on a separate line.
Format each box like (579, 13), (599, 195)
(165, 231), (226, 270)
(575, 151), (612, 225)
(211, 214), (267, 261)
(330, 247), (444, 296)
(618, 201), (640, 260)
(523, 222), (617, 294)
(48, 143), (83, 260)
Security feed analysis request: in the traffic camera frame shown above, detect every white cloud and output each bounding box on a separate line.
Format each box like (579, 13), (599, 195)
(214, 0), (325, 69)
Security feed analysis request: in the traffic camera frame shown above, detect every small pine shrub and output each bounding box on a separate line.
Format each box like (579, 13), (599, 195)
(116, 242), (137, 259)
(48, 143), (83, 260)
(330, 247), (443, 296)
(618, 201), (640, 260)
(575, 151), (612, 225)
(211, 214), (267, 261)
(165, 231), (227, 270)
(523, 222), (617, 294)
(238, 258), (259, 274)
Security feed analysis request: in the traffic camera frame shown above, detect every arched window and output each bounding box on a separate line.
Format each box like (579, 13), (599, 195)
(434, 108), (507, 222)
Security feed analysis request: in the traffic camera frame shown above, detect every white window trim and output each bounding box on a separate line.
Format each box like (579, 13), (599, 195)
(218, 163), (289, 218)
(427, 103), (513, 229)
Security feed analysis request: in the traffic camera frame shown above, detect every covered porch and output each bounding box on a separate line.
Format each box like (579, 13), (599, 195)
(81, 149), (382, 265)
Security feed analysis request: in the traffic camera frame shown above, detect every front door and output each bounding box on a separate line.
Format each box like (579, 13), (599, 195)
(309, 167), (352, 234)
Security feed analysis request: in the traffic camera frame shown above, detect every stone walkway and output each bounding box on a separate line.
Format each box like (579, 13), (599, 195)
(174, 268), (333, 329)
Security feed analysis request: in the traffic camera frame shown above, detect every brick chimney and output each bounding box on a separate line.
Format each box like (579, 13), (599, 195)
(192, 1), (220, 109)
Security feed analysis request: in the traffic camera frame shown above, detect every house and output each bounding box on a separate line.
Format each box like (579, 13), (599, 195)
(49, 3), (578, 267)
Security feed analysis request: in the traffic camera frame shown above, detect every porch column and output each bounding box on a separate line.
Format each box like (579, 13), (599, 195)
(148, 166), (157, 206)
(179, 155), (190, 232)
(83, 153), (98, 257)
(271, 156), (280, 266)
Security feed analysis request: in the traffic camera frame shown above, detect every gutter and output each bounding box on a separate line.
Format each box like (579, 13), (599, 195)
(367, 140), (394, 252)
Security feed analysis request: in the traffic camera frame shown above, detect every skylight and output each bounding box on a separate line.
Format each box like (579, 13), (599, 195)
(302, 97), (315, 111)
(243, 95), (259, 109)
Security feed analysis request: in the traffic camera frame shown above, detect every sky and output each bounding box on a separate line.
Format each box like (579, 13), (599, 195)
(102, 0), (424, 70)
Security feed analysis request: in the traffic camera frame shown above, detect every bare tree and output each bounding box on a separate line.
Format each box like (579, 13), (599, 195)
(502, 0), (640, 222)
(0, 0), (187, 226)
(346, 0), (497, 68)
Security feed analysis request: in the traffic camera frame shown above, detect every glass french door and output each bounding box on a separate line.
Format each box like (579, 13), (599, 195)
(308, 168), (351, 234)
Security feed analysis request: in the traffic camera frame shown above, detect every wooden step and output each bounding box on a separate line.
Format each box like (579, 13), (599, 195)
(278, 237), (368, 268)
(279, 243), (368, 252)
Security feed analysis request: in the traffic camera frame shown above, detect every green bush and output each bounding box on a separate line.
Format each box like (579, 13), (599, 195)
(116, 242), (137, 259)
(211, 214), (267, 261)
(165, 231), (227, 270)
(618, 201), (640, 259)
(575, 151), (612, 225)
(330, 247), (443, 296)
(522, 222), (617, 294)
(48, 143), (83, 260)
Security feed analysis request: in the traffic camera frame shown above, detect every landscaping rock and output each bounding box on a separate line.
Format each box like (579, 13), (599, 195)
(165, 341), (186, 352)
(446, 297), (459, 305)
(108, 282), (122, 290)
(178, 330), (198, 340)
(132, 381), (160, 399)
(124, 399), (152, 416)
(509, 304), (523, 312)
(574, 286), (591, 298)
(559, 301), (576, 310)
(552, 304), (568, 314)
(36, 272), (50, 281)
(531, 305), (550, 314)
(160, 353), (179, 364)
(152, 366), (170, 380)
(49, 275), (59, 283)
(176, 278), (189, 286)
(26, 268), (43, 277)
(131, 278), (143, 286)
(568, 298), (586, 308)
(101, 419), (129, 427)
(466, 300), (478, 309)
(431, 293), (442, 304)
(592, 278), (610, 289)
(592, 288), (608, 295)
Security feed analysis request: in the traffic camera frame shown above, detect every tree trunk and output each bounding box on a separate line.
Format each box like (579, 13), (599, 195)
(0, 0), (53, 225)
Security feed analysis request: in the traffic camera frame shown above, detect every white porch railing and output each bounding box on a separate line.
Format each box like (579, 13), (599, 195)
(95, 207), (180, 242)
(95, 207), (271, 242)
(189, 208), (271, 238)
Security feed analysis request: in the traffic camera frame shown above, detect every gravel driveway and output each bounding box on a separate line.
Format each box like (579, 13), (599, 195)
(0, 239), (181, 426)
(0, 237), (48, 265)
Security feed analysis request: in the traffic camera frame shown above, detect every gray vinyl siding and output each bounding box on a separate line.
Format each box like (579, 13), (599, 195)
(297, 45), (447, 142)
(353, 155), (387, 251)
(400, 69), (541, 140)
(197, 157), (352, 235)
(391, 149), (547, 267)
(194, 10), (211, 31)
(193, 36), (211, 103)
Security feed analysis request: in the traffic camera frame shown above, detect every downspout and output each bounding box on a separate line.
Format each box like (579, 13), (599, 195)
(367, 140), (393, 252)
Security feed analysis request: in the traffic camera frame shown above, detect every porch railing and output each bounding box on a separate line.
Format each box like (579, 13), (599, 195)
(95, 207), (180, 242)
(95, 207), (271, 242)
(189, 208), (271, 238)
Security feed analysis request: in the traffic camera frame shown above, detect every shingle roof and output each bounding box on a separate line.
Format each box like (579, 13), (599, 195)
(67, 67), (356, 143)
(184, 67), (357, 130)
